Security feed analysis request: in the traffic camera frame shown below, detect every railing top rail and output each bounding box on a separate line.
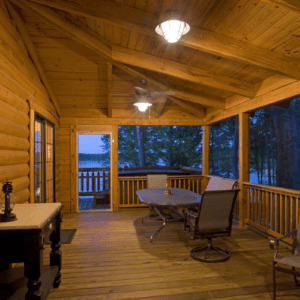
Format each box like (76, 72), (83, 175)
(79, 168), (111, 172)
(118, 175), (204, 181)
(243, 182), (300, 196)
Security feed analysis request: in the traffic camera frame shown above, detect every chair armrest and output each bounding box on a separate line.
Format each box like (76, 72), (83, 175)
(270, 229), (297, 250)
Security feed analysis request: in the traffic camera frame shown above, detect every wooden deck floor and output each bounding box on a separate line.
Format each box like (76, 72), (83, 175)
(45, 208), (300, 300)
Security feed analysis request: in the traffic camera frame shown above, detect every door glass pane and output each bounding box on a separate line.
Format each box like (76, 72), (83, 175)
(35, 119), (43, 203)
(78, 134), (111, 211)
(45, 123), (54, 203)
(34, 118), (55, 203)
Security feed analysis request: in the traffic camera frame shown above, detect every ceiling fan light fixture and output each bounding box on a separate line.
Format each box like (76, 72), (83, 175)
(134, 102), (152, 112)
(155, 11), (190, 43)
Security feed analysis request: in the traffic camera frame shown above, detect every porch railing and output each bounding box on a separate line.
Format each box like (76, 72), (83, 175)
(119, 175), (205, 207)
(244, 182), (300, 244)
(78, 168), (110, 208)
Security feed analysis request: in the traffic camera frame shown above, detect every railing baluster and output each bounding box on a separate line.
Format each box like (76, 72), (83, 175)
(290, 195), (295, 233)
(262, 190), (266, 227)
(285, 195), (289, 235)
(266, 191), (270, 229)
(270, 192), (274, 231)
(275, 193), (279, 233)
(280, 194), (284, 235)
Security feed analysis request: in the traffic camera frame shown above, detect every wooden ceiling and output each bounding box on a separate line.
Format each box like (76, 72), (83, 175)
(6, 0), (300, 121)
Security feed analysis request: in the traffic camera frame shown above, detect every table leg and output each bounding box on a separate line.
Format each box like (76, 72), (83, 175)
(50, 212), (62, 288)
(150, 207), (167, 243)
(24, 234), (44, 300)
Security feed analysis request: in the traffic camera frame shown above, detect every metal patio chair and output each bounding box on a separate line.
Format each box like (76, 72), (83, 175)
(142, 174), (168, 223)
(184, 189), (240, 262)
(270, 219), (300, 299)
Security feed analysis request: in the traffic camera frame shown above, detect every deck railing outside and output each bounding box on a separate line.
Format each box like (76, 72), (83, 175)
(244, 182), (300, 244)
(119, 175), (205, 207)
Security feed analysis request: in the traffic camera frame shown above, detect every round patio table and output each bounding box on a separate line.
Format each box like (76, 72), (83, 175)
(136, 188), (201, 242)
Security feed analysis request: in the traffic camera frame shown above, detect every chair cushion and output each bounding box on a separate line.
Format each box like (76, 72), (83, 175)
(275, 254), (300, 268)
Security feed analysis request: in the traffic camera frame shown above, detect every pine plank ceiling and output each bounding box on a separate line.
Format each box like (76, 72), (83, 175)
(6, 0), (300, 120)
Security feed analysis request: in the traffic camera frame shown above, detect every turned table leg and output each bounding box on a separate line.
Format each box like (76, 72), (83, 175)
(50, 212), (62, 288)
(24, 234), (44, 300)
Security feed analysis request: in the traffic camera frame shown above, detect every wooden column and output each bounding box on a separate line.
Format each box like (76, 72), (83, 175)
(70, 125), (77, 212)
(201, 125), (210, 192)
(202, 125), (210, 175)
(239, 112), (249, 227)
(112, 125), (119, 211)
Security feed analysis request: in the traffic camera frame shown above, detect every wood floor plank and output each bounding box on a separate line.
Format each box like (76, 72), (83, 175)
(45, 208), (298, 299)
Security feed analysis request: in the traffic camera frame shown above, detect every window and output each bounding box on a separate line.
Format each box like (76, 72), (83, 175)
(34, 114), (55, 203)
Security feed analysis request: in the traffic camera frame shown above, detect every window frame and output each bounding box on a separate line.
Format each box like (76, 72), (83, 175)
(34, 112), (56, 203)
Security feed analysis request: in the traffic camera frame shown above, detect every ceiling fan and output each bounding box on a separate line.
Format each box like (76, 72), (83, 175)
(132, 80), (175, 112)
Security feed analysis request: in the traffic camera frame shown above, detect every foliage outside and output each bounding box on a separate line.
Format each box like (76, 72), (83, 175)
(250, 98), (300, 190)
(210, 116), (239, 180)
(101, 126), (202, 168)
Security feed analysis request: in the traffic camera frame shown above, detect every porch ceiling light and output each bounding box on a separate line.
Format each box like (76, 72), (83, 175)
(155, 10), (190, 43)
(134, 102), (152, 112)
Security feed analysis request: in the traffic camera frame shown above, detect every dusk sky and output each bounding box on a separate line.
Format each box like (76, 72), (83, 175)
(78, 134), (106, 154)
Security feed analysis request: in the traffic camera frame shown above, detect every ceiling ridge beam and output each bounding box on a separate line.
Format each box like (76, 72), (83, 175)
(112, 46), (255, 98)
(5, 0), (61, 117)
(25, 0), (300, 80)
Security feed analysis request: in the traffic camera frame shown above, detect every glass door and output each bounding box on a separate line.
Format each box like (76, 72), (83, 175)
(78, 134), (111, 211)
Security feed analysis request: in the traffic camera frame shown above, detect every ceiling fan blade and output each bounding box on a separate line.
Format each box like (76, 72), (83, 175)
(134, 86), (148, 95)
(150, 91), (175, 97)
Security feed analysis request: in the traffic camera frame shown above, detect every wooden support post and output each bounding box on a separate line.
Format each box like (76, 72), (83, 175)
(202, 125), (209, 176)
(239, 112), (249, 227)
(70, 125), (77, 212)
(112, 125), (119, 211)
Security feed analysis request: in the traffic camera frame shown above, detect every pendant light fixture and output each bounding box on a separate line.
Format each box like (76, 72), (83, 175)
(134, 102), (152, 112)
(155, 10), (190, 43)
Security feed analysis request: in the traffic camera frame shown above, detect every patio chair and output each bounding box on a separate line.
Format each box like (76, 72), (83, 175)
(147, 174), (168, 188)
(184, 189), (240, 262)
(270, 219), (300, 299)
(142, 174), (168, 223)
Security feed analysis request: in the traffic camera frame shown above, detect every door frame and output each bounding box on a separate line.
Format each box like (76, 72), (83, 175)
(73, 126), (114, 212)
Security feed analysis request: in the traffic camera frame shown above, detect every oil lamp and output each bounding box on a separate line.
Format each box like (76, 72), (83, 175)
(0, 181), (17, 222)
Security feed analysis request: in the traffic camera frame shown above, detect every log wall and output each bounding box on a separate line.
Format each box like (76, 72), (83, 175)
(0, 6), (59, 204)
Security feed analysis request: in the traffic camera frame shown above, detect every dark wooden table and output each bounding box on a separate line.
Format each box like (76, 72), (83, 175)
(0, 203), (63, 300)
(136, 188), (201, 242)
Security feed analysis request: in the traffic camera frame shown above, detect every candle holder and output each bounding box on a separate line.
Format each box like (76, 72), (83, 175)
(0, 181), (17, 222)
(164, 179), (172, 195)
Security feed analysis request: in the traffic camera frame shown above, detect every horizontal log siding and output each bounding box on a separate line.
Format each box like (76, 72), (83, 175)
(0, 5), (58, 204)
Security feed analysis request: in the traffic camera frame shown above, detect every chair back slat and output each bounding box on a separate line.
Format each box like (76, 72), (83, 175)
(147, 174), (168, 188)
(197, 190), (240, 231)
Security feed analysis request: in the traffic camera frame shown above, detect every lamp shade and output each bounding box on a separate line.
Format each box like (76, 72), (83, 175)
(134, 102), (152, 112)
(155, 18), (190, 43)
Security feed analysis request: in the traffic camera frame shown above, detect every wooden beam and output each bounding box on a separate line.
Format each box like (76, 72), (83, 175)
(202, 125), (210, 176)
(13, 0), (218, 117)
(6, 0), (61, 117)
(155, 98), (167, 118)
(26, 0), (300, 80)
(107, 62), (113, 118)
(205, 79), (300, 125)
(239, 112), (249, 227)
(168, 96), (205, 118)
(112, 46), (255, 97)
(262, 0), (300, 14)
